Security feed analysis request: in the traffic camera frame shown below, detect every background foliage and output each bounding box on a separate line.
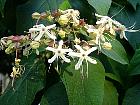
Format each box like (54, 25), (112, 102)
(0, 0), (140, 105)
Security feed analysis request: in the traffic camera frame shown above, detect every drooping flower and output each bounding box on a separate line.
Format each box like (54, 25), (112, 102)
(95, 13), (140, 40)
(86, 25), (105, 49)
(29, 24), (56, 41)
(95, 13), (116, 35)
(46, 40), (72, 63)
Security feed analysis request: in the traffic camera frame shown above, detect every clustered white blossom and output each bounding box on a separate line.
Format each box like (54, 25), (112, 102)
(0, 9), (139, 79)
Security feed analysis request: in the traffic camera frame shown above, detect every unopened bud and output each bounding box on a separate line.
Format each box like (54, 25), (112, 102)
(15, 58), (21, 64)
(102, 42), (112, 50)
(74, 37), (81, 44)
(30, 41), (40, 49)
(32, 12), (41, 19)
(58, 15), (69, 25)
(58, 30), (66, 38)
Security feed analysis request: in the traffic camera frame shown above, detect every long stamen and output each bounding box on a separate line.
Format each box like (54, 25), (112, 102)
(98, 38), (101, 50)
(111, 6), (125, 18)
(127, 22), (136, 29)
(12, 76), (14, 87)
(86, 60), (89, 78)
(126, 29), (140, 32)
(81, 64), (84, 79)
(57, 57), (59, 72)
(48, 63), (52, 72)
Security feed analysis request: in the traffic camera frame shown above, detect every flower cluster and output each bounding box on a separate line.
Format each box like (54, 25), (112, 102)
(0, 9), (139, 81)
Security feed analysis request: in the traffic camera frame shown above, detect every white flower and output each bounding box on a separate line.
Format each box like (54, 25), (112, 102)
(46, 40), (72, 63)
(29, 24), (56, 41)
(68, 45), (97, 70)
(95, 13), (140, 40)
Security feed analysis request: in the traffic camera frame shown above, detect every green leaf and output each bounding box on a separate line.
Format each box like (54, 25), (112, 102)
(108, 58), (129, 88)
(61, 59), (105, 105)
(103, 80), (118, 105)
(86, 0), (112, 15)
(105, 73), (122, 85)
(123, 83), (140, 105)
(16, 0), (68, 33)
(59, 0), (71, 10)
(129, 49), (140, 75)
(100, 36), (129, 64)
(0, 0), (6, 16)
(128, 0), (140, 10)
(40, 81), (69, 105)
(0, 55), (46, 105)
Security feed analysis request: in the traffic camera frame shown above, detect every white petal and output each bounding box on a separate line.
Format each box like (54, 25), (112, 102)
(96, 18), (107, 25)
(95, 13), (102, 17)
(126, 29), (140, 32)
(86, 47), (97, 55)
(74, 45), (84, 53)
(34, 24), (45, 28)
(46, 24), (56, 30)
(120, 31), (128, 40)
(46, 47), (56, 52)
(58, 40), (63, 49)
(75, 58), (84, 70)
(95, 35), (99, 45)
(73, 16), (79, 24)
(61, 48), (73, 53)
(60, 54), (71, 63)
(29, 28), (41, 32)
(68, 52), (81, 58)
(120, 31), (124, 39)
(87, 28), (94, 33)
(95, 13), (106, 18)
(45, 30), (56, 40)
(86, 56), (97, 64)
(48, 54), (57, 63)
(34, 31), (44, 41)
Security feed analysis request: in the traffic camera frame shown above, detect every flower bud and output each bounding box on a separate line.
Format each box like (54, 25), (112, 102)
(79, 19), (85, 26)
(47, 15), (54, 21)
(5, 47), (12, 54)
(32, 12), (41, 19)
(74, 37), (81, 44)
(58, 15), (69, 25)
(40, 12), (47, 19)
(30, 41), (40, 49)
(102, 42), (112, 50)
(58, 30), (66, 38)
(15, 58), (21, 65)
(8, 35), (24, 42)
